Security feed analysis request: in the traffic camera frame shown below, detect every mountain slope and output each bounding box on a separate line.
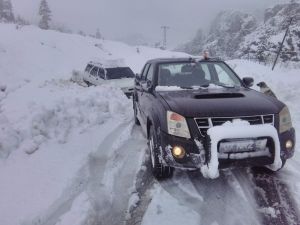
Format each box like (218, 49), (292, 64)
(178, 2), (300, 65)
(239, 2), (300, 64)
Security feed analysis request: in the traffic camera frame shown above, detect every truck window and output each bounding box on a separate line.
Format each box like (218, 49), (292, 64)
(146, 64), (155, 82)
(214, 64), (237, 86)
(141, 64), (150, 80)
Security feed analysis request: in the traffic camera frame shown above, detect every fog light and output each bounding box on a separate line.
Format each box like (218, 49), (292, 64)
(172, 146), (186, 159)
(286, 140), (293, 149)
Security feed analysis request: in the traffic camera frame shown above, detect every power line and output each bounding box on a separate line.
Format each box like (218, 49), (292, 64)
(161, 26), (170, 50)
(272, 17), (294, 70)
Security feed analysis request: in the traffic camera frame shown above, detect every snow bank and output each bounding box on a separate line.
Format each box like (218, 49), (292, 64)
(202, 119), (282, 179)
(0, 80), (131, 158)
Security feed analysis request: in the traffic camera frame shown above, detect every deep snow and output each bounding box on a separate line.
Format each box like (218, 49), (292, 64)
(0, 23), (187, 225)
(0, 23), (299, 225)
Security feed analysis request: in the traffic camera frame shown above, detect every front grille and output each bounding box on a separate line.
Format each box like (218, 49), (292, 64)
(195, 115), (274, 137)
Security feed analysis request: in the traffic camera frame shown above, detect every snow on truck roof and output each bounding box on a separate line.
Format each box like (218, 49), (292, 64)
(88, 58), (126, 68)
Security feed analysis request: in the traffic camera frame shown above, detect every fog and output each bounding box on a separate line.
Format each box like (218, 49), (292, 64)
(11, 0), (289, 47)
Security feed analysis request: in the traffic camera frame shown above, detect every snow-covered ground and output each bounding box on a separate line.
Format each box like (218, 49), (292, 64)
(0, 23), (186, 225)
(0, 23), (299, 225)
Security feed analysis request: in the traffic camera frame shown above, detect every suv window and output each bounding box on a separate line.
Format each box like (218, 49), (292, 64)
(85, 64), (93, 72)
(105, 67), (135, 79)
(146, 64), (154, 82)
(98, 67), (105, 79)
(90, 66), (99, 76)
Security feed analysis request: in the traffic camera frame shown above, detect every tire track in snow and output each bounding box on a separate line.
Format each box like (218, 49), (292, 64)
(185, 169), (261, 225)
(23, 120), (127, 225)
(251, 168), (300, 225)
(86, 124), (147, 225)
(125, 153), (155, 225)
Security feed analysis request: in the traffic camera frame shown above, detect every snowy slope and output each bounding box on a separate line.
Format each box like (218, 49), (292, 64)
(238, 2), (300, 65)
(0, 23), (187, 225)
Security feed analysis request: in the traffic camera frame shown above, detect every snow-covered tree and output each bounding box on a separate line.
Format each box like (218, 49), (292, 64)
(38, 0), (51, 30)
(78, 30), (86, 36)
(95, 28), (102, 39)
(0, 0), (15, 22)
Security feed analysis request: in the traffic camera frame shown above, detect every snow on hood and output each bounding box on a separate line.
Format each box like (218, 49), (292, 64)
(155, 86), (185, 91)
(155, 84), (225, 92)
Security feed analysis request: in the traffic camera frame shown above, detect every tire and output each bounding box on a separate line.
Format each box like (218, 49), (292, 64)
(148, 126), (173, 179)
(133, 98), (140, 126)
(84, 80), (92, 87)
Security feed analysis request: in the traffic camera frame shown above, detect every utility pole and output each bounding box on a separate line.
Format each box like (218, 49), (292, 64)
(272, 17), (293, 70)
(161, 26), (170, 50)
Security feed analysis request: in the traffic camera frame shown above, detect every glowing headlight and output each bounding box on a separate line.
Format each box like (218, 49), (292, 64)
(279, 106), (292, 133)
(167, 111), (191, 139)
(172, 146), (186, 159)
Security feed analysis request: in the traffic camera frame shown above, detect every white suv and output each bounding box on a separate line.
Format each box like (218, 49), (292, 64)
(83, 61), (135, 97)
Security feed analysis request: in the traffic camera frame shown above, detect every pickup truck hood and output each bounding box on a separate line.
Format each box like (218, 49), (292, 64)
(157, 88), (284, 118)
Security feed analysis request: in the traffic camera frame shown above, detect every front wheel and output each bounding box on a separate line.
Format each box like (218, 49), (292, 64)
(148, 126), (173, 179)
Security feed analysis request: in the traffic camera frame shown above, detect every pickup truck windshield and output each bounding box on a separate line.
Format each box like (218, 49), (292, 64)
(158, 62), (241, 88)
(106, 67), (135, 79)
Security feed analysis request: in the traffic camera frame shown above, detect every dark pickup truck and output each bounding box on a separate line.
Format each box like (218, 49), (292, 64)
(133, 58), (295, 179)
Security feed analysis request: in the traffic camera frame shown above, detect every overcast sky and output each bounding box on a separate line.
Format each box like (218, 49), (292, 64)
(11, 0), (289, 47)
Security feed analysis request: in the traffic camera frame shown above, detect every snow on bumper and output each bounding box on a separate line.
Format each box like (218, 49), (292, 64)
(202, 120), (282, 179)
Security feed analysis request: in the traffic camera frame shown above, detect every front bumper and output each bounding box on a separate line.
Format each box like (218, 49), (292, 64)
(159, 128), (295, 170)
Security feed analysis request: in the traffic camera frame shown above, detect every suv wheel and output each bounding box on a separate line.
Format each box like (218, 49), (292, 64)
(84, 80), (92, 87)
(148, 126), (173, 179)
(133, 99), (140, 126)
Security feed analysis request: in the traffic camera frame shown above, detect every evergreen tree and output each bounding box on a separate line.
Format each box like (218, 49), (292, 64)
(38, 0), (51, 29)
(0, 0), (14, 22)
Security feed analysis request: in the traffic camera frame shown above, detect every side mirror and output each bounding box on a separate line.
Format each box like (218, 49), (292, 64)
(242, 77), (254, 88)
(141, 80), (154, 92)
(135, 73), (141, 80)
